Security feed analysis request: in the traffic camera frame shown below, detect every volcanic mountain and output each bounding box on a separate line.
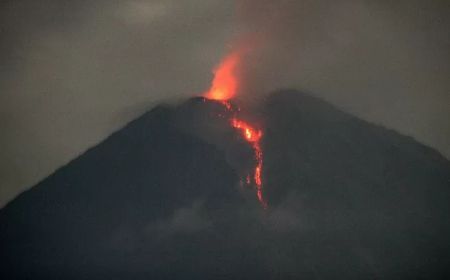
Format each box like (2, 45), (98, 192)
(1, 90), (449, 279)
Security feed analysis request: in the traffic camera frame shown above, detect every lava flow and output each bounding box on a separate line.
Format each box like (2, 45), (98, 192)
(203, 51), (267, 209)
(231, 118), (266, 208)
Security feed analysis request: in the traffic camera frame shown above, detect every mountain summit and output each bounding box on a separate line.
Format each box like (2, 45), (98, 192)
(1, 90), (449, 279)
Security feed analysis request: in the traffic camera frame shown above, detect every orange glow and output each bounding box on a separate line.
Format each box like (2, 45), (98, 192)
(230, 116), (267, 209)
(203, 50), (267, 208)
(204, 52), (240, 101)
(231, 119), (262, 142)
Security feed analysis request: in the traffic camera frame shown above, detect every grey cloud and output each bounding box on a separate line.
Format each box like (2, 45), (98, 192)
(236, 0), (449, 160)
(148, 200), (211, 235)
(107, 201), (211, 253)
(261, 191), (314, 233)
(265, 207), (306, 233)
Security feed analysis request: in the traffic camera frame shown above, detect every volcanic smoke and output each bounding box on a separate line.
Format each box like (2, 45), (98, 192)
(204, 51), (267, 209)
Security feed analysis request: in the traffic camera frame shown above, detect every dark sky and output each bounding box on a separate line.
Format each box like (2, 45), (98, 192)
(0, 0), (449, 207)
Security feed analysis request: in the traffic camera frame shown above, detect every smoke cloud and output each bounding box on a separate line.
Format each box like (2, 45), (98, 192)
(236, 0), (450, 159)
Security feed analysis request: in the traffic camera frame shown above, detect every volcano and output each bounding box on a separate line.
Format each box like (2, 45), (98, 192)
(1, 90), (449, 279)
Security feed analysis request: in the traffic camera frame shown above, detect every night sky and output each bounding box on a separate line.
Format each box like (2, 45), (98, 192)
(1, 0), (449, 208)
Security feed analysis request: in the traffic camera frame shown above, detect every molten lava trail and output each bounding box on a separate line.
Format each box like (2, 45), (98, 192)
(203, 50), (267, 208)
(230, 116), (266, 208)
(214, 100), (267, 209)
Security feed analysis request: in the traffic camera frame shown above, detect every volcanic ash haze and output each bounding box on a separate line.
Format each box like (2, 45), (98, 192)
(0, 1), (449, 278)
(2, 24), (449, 277)
(2, 23), (450, 279)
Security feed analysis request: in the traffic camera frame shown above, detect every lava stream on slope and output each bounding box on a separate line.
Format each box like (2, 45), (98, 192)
(203, 50), (267, 208)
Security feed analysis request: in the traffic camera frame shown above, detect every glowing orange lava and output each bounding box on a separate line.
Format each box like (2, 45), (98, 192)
(203, 50), (267, 208)
(204, 52), (240, 101)
(231, 119), (262, 142)
(230, 117), (267, 209)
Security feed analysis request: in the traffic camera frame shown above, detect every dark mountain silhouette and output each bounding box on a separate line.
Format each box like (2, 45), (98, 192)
(1, 90), (449, 279)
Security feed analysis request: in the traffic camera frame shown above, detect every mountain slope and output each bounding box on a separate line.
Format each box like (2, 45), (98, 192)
(0, 90), (449, 279)
(263, 90), (450, 279)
